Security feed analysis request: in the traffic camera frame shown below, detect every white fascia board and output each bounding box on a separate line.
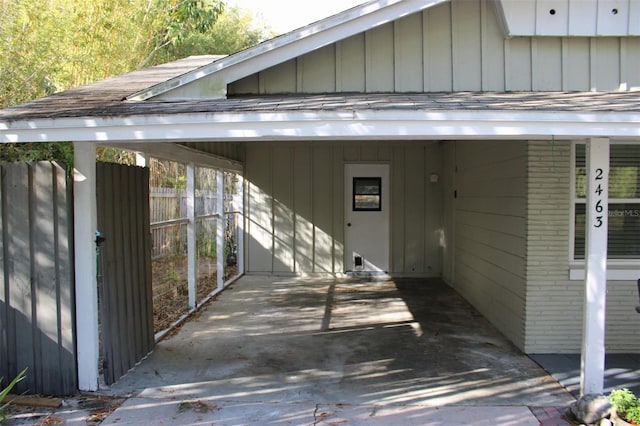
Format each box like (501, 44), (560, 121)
(2, 110), (640, 143)
(130, 0), (449, 101)
(107, 141), (243, 172)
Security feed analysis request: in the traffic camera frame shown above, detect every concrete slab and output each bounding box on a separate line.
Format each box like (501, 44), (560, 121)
(314, 404), (540, 425)
(531, 353), (640, 396)
(102, 399), (540, 425)
(100, 276), (575, 423)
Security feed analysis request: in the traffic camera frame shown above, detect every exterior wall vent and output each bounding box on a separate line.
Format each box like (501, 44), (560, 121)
(493, 0), (640, 37)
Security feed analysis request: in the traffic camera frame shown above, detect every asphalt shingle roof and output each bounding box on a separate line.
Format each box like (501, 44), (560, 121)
(3, 91), (640, 123)
(1, 53), (639, 123)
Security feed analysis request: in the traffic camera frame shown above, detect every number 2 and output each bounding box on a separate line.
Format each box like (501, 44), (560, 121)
(595, 168), (603, 180)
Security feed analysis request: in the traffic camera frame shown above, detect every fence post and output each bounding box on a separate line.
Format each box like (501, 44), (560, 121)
(73, 142), (100, 391)
(186, 162), (196, 309)
(217, 170), (224, 290)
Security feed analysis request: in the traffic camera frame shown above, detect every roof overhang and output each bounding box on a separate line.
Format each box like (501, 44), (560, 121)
(3, 108), (640, 143)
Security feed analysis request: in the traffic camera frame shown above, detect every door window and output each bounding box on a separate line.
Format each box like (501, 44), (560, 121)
(353, 177), (382, 211)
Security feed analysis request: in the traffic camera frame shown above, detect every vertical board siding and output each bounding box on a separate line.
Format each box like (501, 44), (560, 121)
(245, 146), (273, 272)
(272, 147), (295, 273)
(424, 2), (453, 91)
(298, 45), (336, 92)
(449, 141), (528, 350)
(244, 141), (443, 277)
(0, 162), (76, 395)
(525, 141), (640, 353)
(293, 146), (313, 273)
(336, 34), (366, 92)
(312, 147), (334, 273)
(365, 23), (395, 92)
(394, 13), (424, 92)
(451, 0), (482, 91)
(96, 162), (153, 386)
(228, 0), (637, 95)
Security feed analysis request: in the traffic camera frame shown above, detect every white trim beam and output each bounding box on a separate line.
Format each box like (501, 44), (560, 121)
(109, 142), (242, 172)
(3, 110), (640, 143)
(580, 137), (610, 396)
(73, 142), (100, 391)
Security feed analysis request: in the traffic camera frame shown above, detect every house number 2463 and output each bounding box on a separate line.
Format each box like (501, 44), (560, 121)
(593, 168), (604, 228)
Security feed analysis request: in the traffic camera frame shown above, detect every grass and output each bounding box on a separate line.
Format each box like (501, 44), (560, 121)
(0, 368), (27, 423)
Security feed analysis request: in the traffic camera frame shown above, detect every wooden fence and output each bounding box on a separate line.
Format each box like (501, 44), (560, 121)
(150, 188), (221, 260)
(0, 162), (76, 396)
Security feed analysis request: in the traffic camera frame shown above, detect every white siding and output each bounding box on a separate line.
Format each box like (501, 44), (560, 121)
(229, 0), (639, 95)
(446, 141), (528, 350)
(244, 141), (443, 276)
(525, 141), (640, 353)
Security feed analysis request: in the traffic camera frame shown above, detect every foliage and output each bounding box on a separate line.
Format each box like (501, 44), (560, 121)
(150, 159), (186, 189)
(0, 0), (272, 109)
(0, 142), (74, 167)
(96, 147), (137, 166)
(0, 0), (272, 165)
(154, 5), (275, 63)
(609, 388), (640, 424)
(0, 368), (27, 422)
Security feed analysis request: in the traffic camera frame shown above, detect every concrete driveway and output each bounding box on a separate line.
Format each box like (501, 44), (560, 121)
(101, 276), (574, 425)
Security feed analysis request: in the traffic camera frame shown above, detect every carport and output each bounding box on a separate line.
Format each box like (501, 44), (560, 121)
(100, 276), (574, 424)
(3, 0), (640, 399)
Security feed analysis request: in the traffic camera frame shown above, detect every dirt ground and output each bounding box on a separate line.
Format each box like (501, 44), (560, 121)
(151, 256), (237, 333)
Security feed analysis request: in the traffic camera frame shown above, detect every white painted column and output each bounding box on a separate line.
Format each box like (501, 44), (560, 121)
(237, 174), (245, 275)
(217, 170), (225, 290)
(580, 137), (610, 396)
(186, 162), (196, 309)
(73, 142), (99, 391)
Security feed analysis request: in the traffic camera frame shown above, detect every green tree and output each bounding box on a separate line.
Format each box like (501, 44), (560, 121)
(153, 5), (275, 64)
(0, 0), (272, 165)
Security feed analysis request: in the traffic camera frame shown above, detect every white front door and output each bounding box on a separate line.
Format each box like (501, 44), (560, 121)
(344, 164), (390, 273)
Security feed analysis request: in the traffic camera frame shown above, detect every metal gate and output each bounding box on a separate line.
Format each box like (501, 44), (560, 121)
(96, 162), (154, 385)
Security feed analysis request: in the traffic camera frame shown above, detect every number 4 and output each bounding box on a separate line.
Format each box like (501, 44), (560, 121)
(595, 184), (603, 196)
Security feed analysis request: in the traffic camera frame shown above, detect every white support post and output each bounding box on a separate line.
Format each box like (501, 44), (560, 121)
(237, 174), (245, 275)
(186, 162), (196, 309)
(73, 142), (100, 391)
(580, 137), (610, 396)
(217, 170), (225, 290)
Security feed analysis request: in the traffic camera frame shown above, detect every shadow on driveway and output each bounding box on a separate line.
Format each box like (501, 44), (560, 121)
(101, 276), (575, 424)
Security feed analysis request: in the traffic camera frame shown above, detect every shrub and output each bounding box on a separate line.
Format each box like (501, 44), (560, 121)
(610, 388), (640, 424)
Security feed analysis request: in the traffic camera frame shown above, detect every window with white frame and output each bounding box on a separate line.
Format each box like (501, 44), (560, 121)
(573, 142), (640, 261)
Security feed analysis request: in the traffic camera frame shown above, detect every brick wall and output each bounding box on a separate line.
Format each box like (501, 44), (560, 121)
(525, 140), (640, 353)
